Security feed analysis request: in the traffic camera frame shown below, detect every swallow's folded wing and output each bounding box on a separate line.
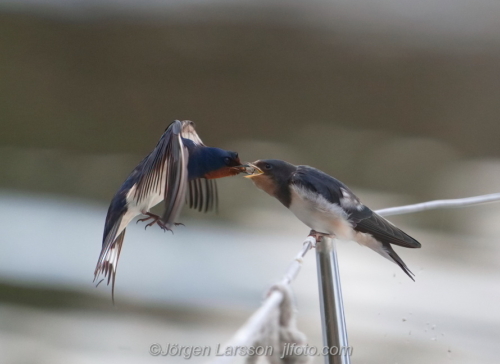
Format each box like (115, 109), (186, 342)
(353, 213), (421, 249)
(292, 166), (420, 249)
(291, 165), (370, 215)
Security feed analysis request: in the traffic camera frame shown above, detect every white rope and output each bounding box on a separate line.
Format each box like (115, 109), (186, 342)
(211, 192), (500, 363)
(211, 236), (315, 364)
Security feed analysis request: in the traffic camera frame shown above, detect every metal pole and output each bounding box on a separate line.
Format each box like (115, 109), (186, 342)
(316, 236), (350, 364)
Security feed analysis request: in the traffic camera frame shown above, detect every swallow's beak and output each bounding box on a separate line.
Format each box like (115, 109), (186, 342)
(230, 164), (251, 173)
(243, 163), (264, 178)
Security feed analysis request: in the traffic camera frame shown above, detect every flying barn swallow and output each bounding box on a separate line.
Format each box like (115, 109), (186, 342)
(244, 160), (421, 280)
(94, 120), (245, 299)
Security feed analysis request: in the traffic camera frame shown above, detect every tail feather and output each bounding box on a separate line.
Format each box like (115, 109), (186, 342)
(355, 231), (415, 281)
(94, 229), (126, 303)
(384, 243), (415, 281)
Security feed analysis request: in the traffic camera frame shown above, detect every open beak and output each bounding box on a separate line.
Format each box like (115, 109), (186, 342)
(242, 163), (264, 178)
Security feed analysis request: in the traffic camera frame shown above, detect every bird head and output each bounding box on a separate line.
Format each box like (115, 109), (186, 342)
(242, 159), (297, 197)
(203, 149), (249, 179)
(244, 160), (295, 178)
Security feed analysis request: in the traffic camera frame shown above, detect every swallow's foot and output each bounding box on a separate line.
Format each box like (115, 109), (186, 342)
(308, 230), (333, 244)
(153, 220), (174, 234)
(174, 222), (185, 227)
(137, 212), (173, 234)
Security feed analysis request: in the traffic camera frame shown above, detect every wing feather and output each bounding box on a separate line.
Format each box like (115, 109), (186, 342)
(129, 120), (189, 228)
(161, 132), (189, 226)
(188, 180), (194, 209)
(354, 212), (421, 248)
(181, 120), (205, 146)
(213, 180), (218, 211)
(180, 120), (219, 214)
(204, 179), (211, 213)
(133, 121), (181, 203)
(185, 177), (219, 213)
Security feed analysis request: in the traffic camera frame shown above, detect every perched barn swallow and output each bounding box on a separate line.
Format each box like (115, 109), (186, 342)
(244, 160), (421, 280)
(95, 120), (245, 299)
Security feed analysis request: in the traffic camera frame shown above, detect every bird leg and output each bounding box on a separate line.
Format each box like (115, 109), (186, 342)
(308, 230), (333, 245)
(137, 212), (174, 233)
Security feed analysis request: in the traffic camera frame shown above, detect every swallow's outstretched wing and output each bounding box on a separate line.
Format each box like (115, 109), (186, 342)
(126, 120), (190, 227)
(180, 120), (219, 214)
(180, 120), (206, 146)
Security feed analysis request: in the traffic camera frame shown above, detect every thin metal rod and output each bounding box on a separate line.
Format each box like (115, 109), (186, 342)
(376, 192), (500, 216)
(316, 237), (350, 364)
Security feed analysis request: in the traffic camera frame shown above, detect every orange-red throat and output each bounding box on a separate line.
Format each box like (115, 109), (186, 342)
(204, 166), (247, 179)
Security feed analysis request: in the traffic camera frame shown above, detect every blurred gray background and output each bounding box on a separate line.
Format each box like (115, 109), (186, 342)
(1, 1), (500, 363)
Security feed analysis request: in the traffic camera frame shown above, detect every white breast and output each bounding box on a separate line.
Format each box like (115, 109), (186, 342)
(289, 184), (354, 240)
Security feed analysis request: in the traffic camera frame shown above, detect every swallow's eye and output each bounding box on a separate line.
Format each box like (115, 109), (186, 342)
(264, 163), (272, 170)
(224, 157), (231, 165)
